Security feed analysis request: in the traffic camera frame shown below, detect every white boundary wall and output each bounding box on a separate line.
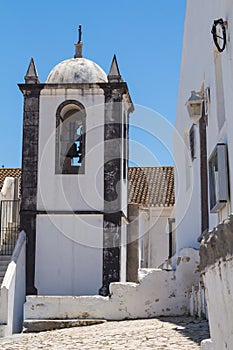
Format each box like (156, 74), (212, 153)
(0, 231), (26, 337)
(25, 248), (199, 321)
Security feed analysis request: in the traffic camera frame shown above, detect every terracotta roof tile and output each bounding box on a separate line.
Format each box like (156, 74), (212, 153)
(0, 167), (175, 207)
(0, 168), (22, 192)
(128, 166), (175, 207)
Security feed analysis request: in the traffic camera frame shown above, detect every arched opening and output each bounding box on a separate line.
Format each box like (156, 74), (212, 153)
(55, 100), (86, 174)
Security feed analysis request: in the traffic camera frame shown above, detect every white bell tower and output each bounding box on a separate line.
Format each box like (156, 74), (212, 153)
(19, 29), (134, 296)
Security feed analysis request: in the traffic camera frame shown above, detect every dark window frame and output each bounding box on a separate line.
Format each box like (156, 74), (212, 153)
(209, 143), (228, 213)
(189, 124), (196, 161)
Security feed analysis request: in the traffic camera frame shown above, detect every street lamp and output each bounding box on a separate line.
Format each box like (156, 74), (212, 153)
(185, 90), (205, 124)
(185, 84), (210, 237)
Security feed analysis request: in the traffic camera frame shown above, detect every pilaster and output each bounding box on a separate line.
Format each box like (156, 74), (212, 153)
(19, 84), (44, 295)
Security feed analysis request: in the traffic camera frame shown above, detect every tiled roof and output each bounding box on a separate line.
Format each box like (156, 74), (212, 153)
(0, 167), (175, 207)
(128, 166), (175, 207)
(0, 168), (22, 192)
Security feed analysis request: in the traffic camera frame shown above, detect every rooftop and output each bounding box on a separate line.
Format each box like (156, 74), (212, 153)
(128, 166), (174, 207)
(0, 167), (175, 207)
(46, 57), (107, 84)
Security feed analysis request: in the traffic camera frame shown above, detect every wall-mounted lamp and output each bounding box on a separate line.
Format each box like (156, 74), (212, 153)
(185, 90), (205, 124)
(186, 85), (210, 235)
(186, 86), (210, 124)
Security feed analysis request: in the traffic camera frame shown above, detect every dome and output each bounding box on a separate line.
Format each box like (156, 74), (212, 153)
(46, 57), (107, 84)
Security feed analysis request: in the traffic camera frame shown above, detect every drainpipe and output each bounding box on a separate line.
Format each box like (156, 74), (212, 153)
(199, 115), (209, 236)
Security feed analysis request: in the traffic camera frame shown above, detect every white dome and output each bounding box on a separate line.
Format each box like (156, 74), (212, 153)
(46, 57), (107, 84)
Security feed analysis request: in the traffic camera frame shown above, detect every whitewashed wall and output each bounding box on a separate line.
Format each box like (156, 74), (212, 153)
(176, 2), (233, 349)
(25, 248), (200, 321)
(148, 207), (173, 267)
(120, 218), (127, 283)
(203, 256), (233, 350)
(37, 87), (105, 212)
(35, 214), (103, 296)
(0, 231), (26, 337)
(175, 0), (233, 252)
(138, 207), (174, 268)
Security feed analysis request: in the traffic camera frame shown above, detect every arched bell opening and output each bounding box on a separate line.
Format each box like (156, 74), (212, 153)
(55, 100), (86, 174)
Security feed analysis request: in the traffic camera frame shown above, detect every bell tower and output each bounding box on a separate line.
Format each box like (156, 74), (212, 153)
(19, 30), (134, 296)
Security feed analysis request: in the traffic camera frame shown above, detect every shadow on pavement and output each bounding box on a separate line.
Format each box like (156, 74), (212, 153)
(158, 316), (210, 345)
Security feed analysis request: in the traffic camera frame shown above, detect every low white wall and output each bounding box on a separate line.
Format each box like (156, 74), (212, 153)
(0, 231), (26, 336)
(203, 255), (233, 350)
(25, 248), (199, 321)
(189, 282), (208, 319)
(201, 339), (213, 350)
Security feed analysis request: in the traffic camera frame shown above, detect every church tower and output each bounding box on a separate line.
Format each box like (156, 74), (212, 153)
(19, 29), (134, 296)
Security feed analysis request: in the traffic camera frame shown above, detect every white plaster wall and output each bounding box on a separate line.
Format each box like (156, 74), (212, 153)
(147, 207), (173, 267)
(121, 177), (128, 217)
(35, 214), (103, 296)
(175, 0), (233, 252)
(0, 231), (26, 336)
(25, 248), (199, 321)
(120, 218), (127, 283)
(203, 256), (233, 350)
(37, 87), (105, 211)
(138, 210), (149, 267)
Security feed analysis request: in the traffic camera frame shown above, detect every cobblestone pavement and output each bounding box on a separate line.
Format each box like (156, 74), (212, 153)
(0, 317), (209, 350)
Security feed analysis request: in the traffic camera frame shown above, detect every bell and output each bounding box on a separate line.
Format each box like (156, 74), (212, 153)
(76, 139), (83, 154)
(66, 143), (80, 158)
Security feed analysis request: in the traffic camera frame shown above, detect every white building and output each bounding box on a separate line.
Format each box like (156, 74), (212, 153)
(18, 33), (134, 298)
(175, 1), (233, 349)
(127, 166), (175, 277)
(0, 30), (178, 331)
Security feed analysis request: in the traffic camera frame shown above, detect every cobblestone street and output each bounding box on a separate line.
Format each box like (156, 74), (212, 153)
(0, 317), (209, 350)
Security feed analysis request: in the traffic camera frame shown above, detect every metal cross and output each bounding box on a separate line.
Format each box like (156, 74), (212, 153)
(78, 25), (82, 43)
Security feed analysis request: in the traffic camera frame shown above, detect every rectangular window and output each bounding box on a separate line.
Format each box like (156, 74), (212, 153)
(209, 143), (228, 213)
(189, 124), (196, 161)
(168, 218), (176, 259)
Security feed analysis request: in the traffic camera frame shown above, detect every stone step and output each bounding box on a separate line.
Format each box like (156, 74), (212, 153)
(23, 319), (107, 333)
(0, 256), (10, 284)
(0, 265), (8, 274)
(0, 259), (10, 266)
(0, 256), (11, 261)
(0, 264), (10, 273)
(0, 272), (8, 279)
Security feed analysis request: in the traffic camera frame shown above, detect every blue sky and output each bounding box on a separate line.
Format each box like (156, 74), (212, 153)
(0, 1), (186, 168)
